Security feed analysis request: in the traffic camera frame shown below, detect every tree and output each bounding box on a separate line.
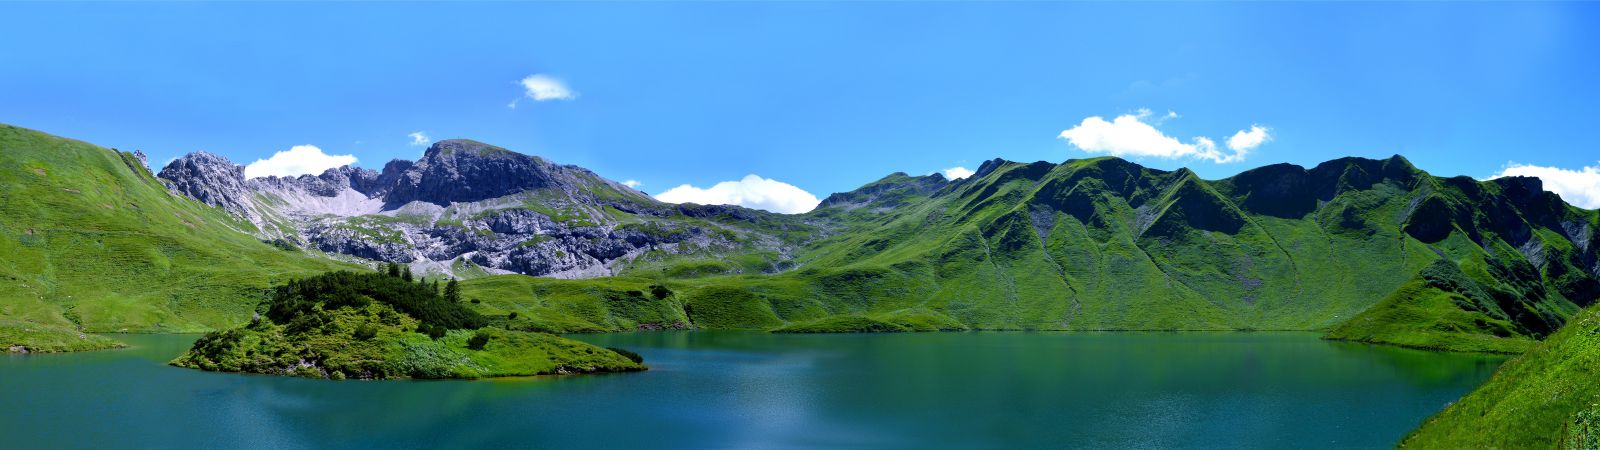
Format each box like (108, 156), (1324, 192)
(386, 263), (400, 278)
(402, 266), (414, 283)
(444, 279), (461, 303)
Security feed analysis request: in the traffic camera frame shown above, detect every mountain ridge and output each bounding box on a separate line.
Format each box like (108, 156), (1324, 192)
(4, 122), (1598, 356)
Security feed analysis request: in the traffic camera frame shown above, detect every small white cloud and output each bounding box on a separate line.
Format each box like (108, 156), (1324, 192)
(1227, 125), (1271, 153)
(519, 74), (576, 102)
(622, 179), (642, 188)
(1057, 109), (1261, 164)
(1490, 162), (1600, 209)
(942, 166), (975, 179)
(243, 145), (357, 179)
(655, 174), (821, 214)
(408, 131), (430, 146)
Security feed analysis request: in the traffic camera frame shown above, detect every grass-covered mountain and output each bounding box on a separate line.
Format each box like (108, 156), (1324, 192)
(171, 270), (643, 379)
(0, 124), (356, 351)
(455, 154), (1596, 351)
(4, 122), (1598, 357)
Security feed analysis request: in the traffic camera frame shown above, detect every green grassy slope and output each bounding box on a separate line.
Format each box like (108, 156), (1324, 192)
(7, 121), (1595, 350)
(1401, 304), (1600, 448)
(1324, 264), (1536, 354)
(1, 318), (122, 353)
(0, 124), (356, 344)
(466, 155), (1598, 338)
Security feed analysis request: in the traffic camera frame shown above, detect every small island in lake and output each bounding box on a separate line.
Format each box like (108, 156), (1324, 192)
(170, 267), (645, 379)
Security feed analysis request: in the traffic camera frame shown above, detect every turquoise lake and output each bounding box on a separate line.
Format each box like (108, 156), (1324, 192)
(0, 332), (1504, 448)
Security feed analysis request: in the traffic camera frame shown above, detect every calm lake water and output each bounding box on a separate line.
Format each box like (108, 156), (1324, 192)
(1, 332), (1503, 449)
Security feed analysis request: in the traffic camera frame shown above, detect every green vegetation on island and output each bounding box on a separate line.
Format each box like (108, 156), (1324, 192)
(171, 268), (644, 379)
(1402, 304), (1600, 448)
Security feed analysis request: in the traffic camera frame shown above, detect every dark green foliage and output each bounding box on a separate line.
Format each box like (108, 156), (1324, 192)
(467, 330), (491, 350)
(264, 271), (486, 330)
(353, 323), (378, 340)
(264, 239), (299, 252)
(470, 298), (481, 304)
(419, 323), (447, 339)
(507, 312), (518, 320)
(650, 285), (672, 300)
(444, 279), (461, 303)
(386, 263), (401, 278)
(402, 266), (414, 282)
(606, 347), (644, 364)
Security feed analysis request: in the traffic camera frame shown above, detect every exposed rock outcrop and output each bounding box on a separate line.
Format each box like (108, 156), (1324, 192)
(157, 139), (794, 278)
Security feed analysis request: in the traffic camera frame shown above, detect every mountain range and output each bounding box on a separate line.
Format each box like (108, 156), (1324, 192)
(4, 123), (1599, 354)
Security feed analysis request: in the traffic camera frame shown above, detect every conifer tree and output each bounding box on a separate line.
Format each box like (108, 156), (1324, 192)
(444, 279), (461, 303)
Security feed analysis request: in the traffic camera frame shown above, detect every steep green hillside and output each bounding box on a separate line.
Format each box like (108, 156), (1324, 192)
(0, 124), (355, 349)
(6, 121), (1597, 357)
(1401, 304), (1600, 448)
(1325, 259), (1540, 353)
(467, 156), (1598, 337)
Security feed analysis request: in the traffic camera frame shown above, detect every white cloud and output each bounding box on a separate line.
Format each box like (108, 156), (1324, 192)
(654, 174), (821, 214)
(408, 131), (430, 146)
(519, 74), (576, 102)
(243, 145), (357, 179)
(1227, 125), (1271, 153)
(622, 179), (642, 188)
(1489, 162), (1600, 209)
(1057, 110), (1264, 164)
(943, 166), (975, 179)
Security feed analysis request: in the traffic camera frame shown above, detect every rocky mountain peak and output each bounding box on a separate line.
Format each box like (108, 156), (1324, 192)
(383, 139), (564, 207)
(157, 151), (253, 216)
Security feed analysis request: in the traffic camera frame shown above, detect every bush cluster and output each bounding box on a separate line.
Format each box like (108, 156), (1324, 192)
(264, 270), (487, 330)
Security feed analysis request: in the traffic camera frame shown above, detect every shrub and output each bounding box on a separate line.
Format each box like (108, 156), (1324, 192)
(508, 312), (519, 320)
(650, 285), (672, 300)
(353, 323), (378, 340)
(467, 330), (492, 350)
(606, 347), (644, 364)
(263, 271), (486, 330)
(420, 324), (447, 340)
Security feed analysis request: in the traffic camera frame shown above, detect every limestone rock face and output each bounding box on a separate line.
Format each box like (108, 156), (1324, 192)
(157, 139), (794, 278)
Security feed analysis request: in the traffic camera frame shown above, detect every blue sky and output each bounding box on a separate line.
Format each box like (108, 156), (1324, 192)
(4, 2), (1600, 212)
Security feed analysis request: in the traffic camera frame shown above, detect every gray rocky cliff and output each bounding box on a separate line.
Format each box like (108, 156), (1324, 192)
(156, 139), (797, 279)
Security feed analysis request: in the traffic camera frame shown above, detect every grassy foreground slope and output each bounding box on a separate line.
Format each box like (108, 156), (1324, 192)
(0, 124), (355, 351)
(172, 271), (642, 379)
(1402, 304), (1600, 448)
